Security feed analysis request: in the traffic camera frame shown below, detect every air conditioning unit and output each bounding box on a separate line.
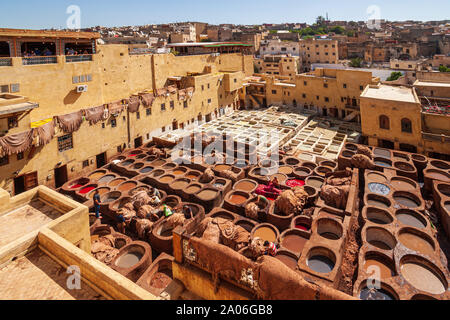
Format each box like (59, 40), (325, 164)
(76, 85), (88, 93)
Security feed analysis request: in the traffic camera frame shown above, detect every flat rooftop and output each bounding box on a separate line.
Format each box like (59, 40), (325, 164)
(0, 249), (104, 300)
(361, 84), (418, 103)
(0, 198), (62, 248)
(414, 81), (450, 88)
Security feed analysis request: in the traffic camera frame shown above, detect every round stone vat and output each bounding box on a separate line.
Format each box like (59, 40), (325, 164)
(373, 148), (391, 159)
(270, 173), (288, 184)
(183, 183), (203, 201)
(301, 161), (317, 171)
(306, 247), (336, 274)
(136, 254), (174, 296)
(430, 160), (450, 170)
(278, 165), (294, 176)
(374, 157), (392, 168)
(251, 223), (280, 243)
(149, 220), (176, 254)
(320, 160), (337, 170)
(368, 182), (391, 196)
(97, 174), (117, 185)
(112, 241), (152, 282)
(139, 166), (154, 174)
(390, 176), (417, 191)
(305, 176), (324, 189)
(393, 191), (421, 209)
(89, 170), (107, 181)
(394, 161), (415, 172)
(132, 162), (145, 171)
(316, 218), (343, 240)
(358, 282), (398, 300)
(366, 172), (388, 184)
(151, 159), (167, 167)
(284, 157), (301, 166)
(363, 207), (393, 225)
(87, 186), (109, 199)
(234, 179), (258, 193)
(437, 183), (450, 197)
(365, 227), (396, 251)
(291, 216), (312, 232)
(128, 185), (151, 197)
(185, 170), (201, 181)
(170, 178), (191, 196)
(119, 159), (135, 167)
(171, 167), (188, 176)
(293, 166), (312, 180)
(425, 169), (450, 181)
(101, 191), (122, 205)
(62, 177), (90, 192)
(342, 150), (355, 158)
(365, 194), (391, 209)
(195, 187), (223, 212)
(363, 251), (396, 279)
(109, 196), (133, 213)
(78, 184), (99, 196)
(280, 228), (309, 256)
(400, 255), (447, 295)
(314, 166), (333, 177)
(159, 175), (176, 189)
(235, 218), (257, 233)
(207, 209), (236, 222)
(345, 143), (358, 151)
(108, 178), (127, 188)
(398, 228), (435, 257)
(275, 250), (299, 270)
(164, 195), (182, 210)
(117, 181), (138, 193)
(224, 190), (250, 215)
(396, 209), (428, 229)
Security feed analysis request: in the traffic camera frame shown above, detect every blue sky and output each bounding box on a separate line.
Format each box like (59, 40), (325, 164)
(1, 0), (449, 29)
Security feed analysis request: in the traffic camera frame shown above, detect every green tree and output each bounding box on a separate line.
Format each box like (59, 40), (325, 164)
(386, 72), (403, 81)
(439, 65), (450, 72)
(316, 16), (326, 27)
(350, 57), (362, 68)
(330, 26), (345, 34)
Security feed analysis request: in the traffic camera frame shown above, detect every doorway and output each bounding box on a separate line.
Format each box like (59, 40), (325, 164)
(379, 139), (395, 150)
(134, 137), (143, 148)
(14, 172), (38, 196)
(172, 120), (179, 130)
(96, 152), (107, 168)
(54, 165), (68, 189)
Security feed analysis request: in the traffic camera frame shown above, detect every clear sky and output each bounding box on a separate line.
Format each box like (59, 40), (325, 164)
(1, 0), (449, 29)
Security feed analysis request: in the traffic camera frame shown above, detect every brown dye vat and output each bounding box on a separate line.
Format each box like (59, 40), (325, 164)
(185, 184), (202, 194)
(302, 162), (317, 171)
(363, 255), (395, 279)
(101, 191), (121, 204)
(275, 251), (298, 270)
(252, 224), (278, 243)
(317, 219), (343, 240)
(229, 194), (248, 205)
(110, 197), (133, 211)
(342, 150), (355, 158)
(109, 178), (126, 187)
(215, 164), (232, 172)
(151, 159), (166, 167)
(163, 163), (177, 170)
(235, 219), (257, 233)
(234, 180), (258, 192)
(149, 268), (173, 289)
(88, 187), (109, 198)
(393, 152), (410, 162)
(365, 207), (393, 225)
(151, 169), (165, 178)
(394, 161), (415, 172)
(320, 160), (337, 169)
(270, 173), (288, 183)
(437, 184), (450, 197)
(165, 196), (181, 209)
(209, 210), (235, 221)
(185, 171), (201, 181)
(170, 179), (190, 190)
(281, 232), (308, 255)
(400, 260), (446, 295)
(117, 181), (138, 192)
(345, 143), (358, 151)
(89, 170), (107, 180)
(366, 195), (391, 209)
(278, 166), (294, 175)
(426, 169), (450, 181)
(132, 162), (145, 170)
(160, 175), (175, 183)
(171, 168), (187, 175)
(116, 252), (143, 269)
(306, 177), (324, 189)
(396, 209), (427, 229)
(430, 160), (450, 170)
(394, 193), (419, 208)
(284, 157), (301, 166)
(399, 231), (435, 257)
(390, 177), (417, 191)
(315, 166), (332, 177)
(367, 172), (388, 183)
(366, 227), (396, 250)
(197, 189), (219, 200)
(294, 167), (311, 178)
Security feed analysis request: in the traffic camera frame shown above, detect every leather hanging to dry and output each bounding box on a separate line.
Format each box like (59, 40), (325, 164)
(0, 129), (35, 155)
(127, 96), (140, 113)
(167, 85), (178, 94)
(140, 93), (155, 107)
(109, 101), (125, 116)
(54, 110), (83, 133)
(178, 89), (187, 101)
(35, 120), (55, 146)
(155, 88), (168, 97)
(84, 105), (106, 125)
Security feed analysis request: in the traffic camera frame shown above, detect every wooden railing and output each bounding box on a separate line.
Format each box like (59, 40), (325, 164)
(65, 54), (93, 63)
(0, 57), (12, 66)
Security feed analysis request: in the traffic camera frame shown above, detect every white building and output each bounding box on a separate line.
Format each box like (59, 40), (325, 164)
(260, 39), (299, 57)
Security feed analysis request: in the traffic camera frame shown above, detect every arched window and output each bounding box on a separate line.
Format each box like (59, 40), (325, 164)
(379, 115), (390, 130)
(401, 118), (412, 133)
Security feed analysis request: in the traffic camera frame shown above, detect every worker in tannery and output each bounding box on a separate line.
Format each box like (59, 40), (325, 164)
(93, 190), (102, 220)
(264, 241), (280, 257)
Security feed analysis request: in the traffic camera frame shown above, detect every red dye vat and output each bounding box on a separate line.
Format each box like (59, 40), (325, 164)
(296, 224), (310, 231)
(70, 184), (82, 189)
(128, 154), (137, 157)
(286, 179), (305, 188)
(80, 186), (96, 194)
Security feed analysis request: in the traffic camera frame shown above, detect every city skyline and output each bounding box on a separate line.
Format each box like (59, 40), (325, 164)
(1, 0), (450, 30)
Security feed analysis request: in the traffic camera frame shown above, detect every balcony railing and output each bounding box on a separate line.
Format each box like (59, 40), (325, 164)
(22, 56), (57, 66)
(65, 54), (93, 63)
(422, 132), (450, 143)
(345, 104), (360, 111)
(0, 57), (12, 66)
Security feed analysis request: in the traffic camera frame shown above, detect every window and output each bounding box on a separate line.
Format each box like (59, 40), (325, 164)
(111, 119), (117, 127)
(0, 155), (8, 166)
(272, 90), (277, 94)
(117, 145), (123, 153)
(0, 85), (9, 93)
(302, 94), (306, 98)
(10, 83), (20, 93)
(201, 85), (204, 91)
(401, 118), (412, 133)
(8, 116), (18, 129)
(58, 134), (73, 152)
(324, 83), (328, 88)
(184, 101), (188, 108)
(343, 84), (347, 89)
(360, 86), (364, 91)
(136, 112), (140, 119)
(146, 108), (151, 116)
(207, 83), (210, 89)
(234, 79), (237, 83)
(82, 160), (89, 168)
(207, 99), (212, 104)
(161, 103), (166, 111)
(170, 101), (175, 109)
(17, 152), (24, 161)
(162, 126), (166, 133)
(304, 81), (307, 86)
(379, 115), (390, 130)
(325, 97), (329, 102)
(316, 96), (319, 100)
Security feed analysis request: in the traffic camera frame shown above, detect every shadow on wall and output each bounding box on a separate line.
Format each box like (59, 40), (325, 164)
(64, 90), (82, 105)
